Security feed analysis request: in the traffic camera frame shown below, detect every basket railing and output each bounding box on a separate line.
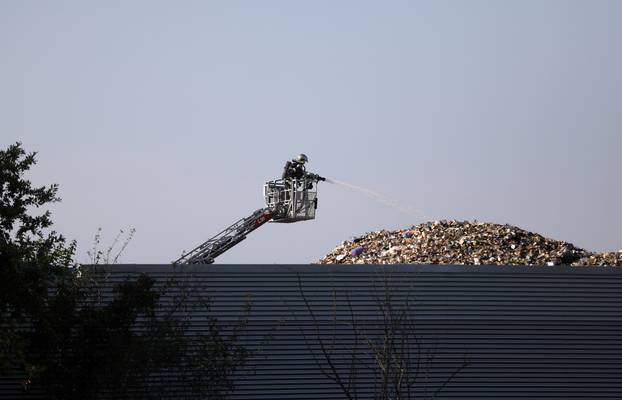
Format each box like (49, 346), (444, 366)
(263, 177), (318, 223)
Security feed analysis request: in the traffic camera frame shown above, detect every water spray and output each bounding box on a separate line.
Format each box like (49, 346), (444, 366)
(325, 178), (429, 220)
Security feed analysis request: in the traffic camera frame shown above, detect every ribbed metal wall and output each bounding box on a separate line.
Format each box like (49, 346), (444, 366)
(3, 264), (621, 399)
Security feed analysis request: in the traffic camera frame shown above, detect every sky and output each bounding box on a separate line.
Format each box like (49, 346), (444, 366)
(1, 1), (621, 264)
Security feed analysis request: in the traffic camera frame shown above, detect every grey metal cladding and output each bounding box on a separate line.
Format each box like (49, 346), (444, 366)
(3, 264), (621, 399)
(107, 265), (622, 399)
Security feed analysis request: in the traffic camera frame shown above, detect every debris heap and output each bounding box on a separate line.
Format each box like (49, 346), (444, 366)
(572, 251), (622, 266)
(317, 220), (621, 266)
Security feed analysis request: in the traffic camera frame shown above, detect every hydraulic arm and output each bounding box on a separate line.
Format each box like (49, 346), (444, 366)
(174, 173), (324, 265)
(174, 208), (273, 265)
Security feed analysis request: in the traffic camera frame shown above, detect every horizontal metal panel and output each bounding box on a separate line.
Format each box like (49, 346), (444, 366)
(106, 265), (622, 399)
(3, 264), (621, 399)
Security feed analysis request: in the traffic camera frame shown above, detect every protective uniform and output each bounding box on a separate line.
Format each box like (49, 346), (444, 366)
(282, 154), (308, 180)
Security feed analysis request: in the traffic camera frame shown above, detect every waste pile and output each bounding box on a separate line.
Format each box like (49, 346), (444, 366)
(317, 220), (622, 266)
(572, 251), (622, 266)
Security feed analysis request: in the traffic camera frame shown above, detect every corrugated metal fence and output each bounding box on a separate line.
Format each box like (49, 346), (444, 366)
(3, 264), (622, 399)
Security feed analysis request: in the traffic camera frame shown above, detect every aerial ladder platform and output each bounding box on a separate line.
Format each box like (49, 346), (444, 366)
(174, 173), (325, 265)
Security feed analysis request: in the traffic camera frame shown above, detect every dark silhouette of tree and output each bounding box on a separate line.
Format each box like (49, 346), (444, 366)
(0, 142), (76, 376)
(1, 142), (249, 399)
(298, 272), (468, 399)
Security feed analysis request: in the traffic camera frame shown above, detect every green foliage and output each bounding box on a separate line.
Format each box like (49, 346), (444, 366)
(0, 142), (250, 399)
(31, 274), (178, 399)
(0, 142), (76, 372)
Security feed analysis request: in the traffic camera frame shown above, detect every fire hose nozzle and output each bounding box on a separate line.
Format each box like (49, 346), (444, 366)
(308, 173), (326, 182)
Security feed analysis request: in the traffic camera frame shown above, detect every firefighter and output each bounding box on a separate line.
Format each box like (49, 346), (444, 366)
(282, 153), (308, 181)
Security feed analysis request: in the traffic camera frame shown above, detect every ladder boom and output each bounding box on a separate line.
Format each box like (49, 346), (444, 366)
(174, 171), (325, 265)
(174, 208), (273, 265)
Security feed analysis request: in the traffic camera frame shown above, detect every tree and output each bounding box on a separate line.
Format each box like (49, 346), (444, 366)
(0, 142), (76, 375)
(0, 142), (250, 399)
(298, 272), (468, 400)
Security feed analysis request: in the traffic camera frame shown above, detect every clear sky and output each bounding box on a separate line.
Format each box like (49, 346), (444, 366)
(2, 1), (621, 264)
